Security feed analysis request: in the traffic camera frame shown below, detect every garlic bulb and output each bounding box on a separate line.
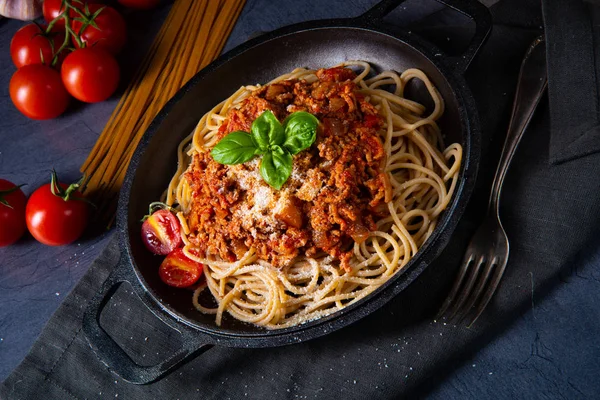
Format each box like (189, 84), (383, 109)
(0, 0), (43, 21)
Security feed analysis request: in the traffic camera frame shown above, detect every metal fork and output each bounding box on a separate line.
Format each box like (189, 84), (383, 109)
(437, 36), (548, 326)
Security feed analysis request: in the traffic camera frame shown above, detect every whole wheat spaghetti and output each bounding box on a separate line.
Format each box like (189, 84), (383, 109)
(161, 61), (462, 329)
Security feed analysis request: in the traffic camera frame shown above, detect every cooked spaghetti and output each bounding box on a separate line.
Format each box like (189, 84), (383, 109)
(162, 61), (462, 329)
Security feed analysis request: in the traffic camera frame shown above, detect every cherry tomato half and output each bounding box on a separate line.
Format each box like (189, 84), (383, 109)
(72, 5), (127, 55)
(61, 47), (120, 103)
(26, 182), (89, 246)
(10, 24), (66, 68)
(0, 180), (27, 247)
(118, 0), (161, 9)
(159, 248), (204, 288)
(141, 209), (182, 255)
(10, 64), (70, 120)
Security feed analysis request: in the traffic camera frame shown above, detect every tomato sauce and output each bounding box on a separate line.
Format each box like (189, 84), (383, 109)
(185, 67), (387, 271)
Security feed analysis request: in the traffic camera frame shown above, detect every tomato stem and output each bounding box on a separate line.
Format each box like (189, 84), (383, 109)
(0, 185), (25, 209)
(49, 169), (96, 208)
(70, 4), (107, 47)
(46, 0), (87, 66)
(141, 202), (175, 222)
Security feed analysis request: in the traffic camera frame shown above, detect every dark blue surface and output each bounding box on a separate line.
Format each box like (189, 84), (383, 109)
(1, 0), (599, 398)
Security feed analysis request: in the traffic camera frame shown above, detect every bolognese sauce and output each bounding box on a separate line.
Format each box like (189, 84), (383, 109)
(184, 67), (389, 271)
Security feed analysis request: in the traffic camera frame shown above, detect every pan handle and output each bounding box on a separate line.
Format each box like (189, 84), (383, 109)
(359, 0), (492, 74)
(82, 254), (214, 385)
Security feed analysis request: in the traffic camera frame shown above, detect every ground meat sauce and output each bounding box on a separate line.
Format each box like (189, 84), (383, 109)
(184, 67), (388, 271)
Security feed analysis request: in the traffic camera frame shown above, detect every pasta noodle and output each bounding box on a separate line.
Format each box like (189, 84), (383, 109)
(165, 61), (462, 329)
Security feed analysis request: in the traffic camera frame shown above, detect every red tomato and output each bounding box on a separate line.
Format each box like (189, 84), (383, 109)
(10, 24), (66, 68)
(159, 248), (204, 288)
(43, 0), (104, 28)
(141, 209), (182, 255)
(118, 0), (161, 9)
(72, 5), (127, 55)
(10, 64), (70, 120)
(61, 48), (120, 103)
(0, 180), (27, 247)
(26, 181), (89, 246)
(43, 0), (68, 28)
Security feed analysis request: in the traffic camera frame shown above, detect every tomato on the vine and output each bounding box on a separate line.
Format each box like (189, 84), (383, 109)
(118, 0), (161, 9)
(159, 248), (204, 288)
(141, 208), (182, 255)
(25, 171), (89, 246)
(10, 24), (66, 68)
(43, 0), (69, 29)
(0, 180), (27, 247)
(72, 5), (127, 55)
(10, 64), (70, 120)
(61, 47), (120, 103)
(43, 0), (104, 28)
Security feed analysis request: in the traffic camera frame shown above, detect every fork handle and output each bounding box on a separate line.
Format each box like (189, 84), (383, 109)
(488, 36), (548, 214)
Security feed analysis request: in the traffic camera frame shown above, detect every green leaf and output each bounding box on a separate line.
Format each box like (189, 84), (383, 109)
(260, 146), (293, 190)
(283, 111), (319, 155)
(251, 110), (285, 152)
(210, 131), (258, 165)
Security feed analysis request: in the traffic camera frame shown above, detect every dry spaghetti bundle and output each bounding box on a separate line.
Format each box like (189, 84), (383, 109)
(81, 0), (246, 225)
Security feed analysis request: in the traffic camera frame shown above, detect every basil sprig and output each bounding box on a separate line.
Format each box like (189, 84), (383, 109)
(210, 110), (319, 189)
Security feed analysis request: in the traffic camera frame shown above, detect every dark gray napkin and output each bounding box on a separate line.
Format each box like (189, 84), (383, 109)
(3, 0), (600, 399)
(543, 0), (600, 164)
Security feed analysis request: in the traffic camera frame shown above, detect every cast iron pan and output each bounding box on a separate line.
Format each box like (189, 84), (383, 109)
(82, 0), (491, 384)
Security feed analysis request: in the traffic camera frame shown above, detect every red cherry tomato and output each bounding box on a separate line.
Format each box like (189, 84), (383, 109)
(10, 24), (66, 68)
(159, 248), (204, 288)
(141, 209), (182, 255)
(61, 47), (120, 103)
(118, 0), (161, 9)
(43, 0), (104, 28)
(43, 0), (68, 29)
(10, 64), (70, 120)
(26, 179), (89, 246)
(0, 180), (27, 247)
(72, 5), (127, 55)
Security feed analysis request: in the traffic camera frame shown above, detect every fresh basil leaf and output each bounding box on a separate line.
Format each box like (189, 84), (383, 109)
(251, 110), (285, 151)
(210, 131), (258, 165)
(260, 146), (293, 190)
(283, 111), (319, 155)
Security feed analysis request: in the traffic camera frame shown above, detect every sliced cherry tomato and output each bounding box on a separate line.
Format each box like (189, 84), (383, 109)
(0, 180), (27, 247)
(118, 0), (161, 9)
(159, 248), (204, 288)
(10, 64), (70, 120)
(10, 24), (66, 68)
(61, 47), (120, 103)
(26, 171), (89, 246)
(72, 5), (127, 55)
(141, 209), (182, 255)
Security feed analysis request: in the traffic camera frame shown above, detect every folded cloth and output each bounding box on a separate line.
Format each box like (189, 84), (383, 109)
(543, 0), (600, 164)
(3, 0), (600, 399)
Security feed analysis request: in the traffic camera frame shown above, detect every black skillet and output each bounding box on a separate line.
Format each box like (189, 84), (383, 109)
(82, 0), (491, 384)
